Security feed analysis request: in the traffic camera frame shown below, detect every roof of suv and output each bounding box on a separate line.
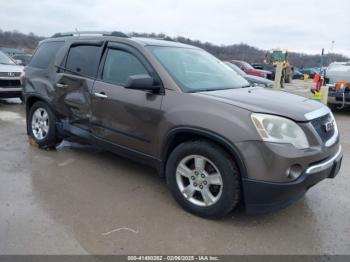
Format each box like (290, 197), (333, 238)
(43, 31), (197, 49)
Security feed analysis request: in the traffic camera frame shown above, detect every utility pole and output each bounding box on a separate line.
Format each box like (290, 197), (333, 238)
(329, 40), (335, 64)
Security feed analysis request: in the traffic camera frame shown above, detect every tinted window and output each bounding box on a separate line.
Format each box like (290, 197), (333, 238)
(29, 41), (64, 69)
(102, 49), (148, 85)
(66, 45), (100, 77)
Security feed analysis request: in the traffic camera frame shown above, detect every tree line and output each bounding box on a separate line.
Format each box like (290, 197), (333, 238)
(0, 29), (348, 68)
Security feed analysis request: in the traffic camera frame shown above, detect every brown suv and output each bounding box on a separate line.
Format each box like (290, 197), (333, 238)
(22, 31), (342, 218)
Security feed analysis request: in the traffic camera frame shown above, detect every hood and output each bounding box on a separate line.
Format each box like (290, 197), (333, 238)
(196, 87), (325, 121)
(0, 64), (24, 73)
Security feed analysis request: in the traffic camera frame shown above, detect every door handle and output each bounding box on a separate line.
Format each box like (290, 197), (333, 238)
(56, 83), (68, 88)
(94, 92), (108, 99)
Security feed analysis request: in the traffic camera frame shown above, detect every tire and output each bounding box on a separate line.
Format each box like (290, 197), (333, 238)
(166, 140), (241, 219)
(27, 101), (62, 149)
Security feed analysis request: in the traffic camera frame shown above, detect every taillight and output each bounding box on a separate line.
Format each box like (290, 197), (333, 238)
(20, 71), (27, 86)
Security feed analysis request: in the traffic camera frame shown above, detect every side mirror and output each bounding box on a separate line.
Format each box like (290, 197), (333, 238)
(125, 74), (159, 91)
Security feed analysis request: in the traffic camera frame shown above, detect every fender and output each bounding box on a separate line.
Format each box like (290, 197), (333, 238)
(161, 126), (248, 178)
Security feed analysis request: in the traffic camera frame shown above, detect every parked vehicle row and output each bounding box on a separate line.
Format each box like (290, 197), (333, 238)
(230, 60), (271, 79)
(21, 31), (342, 218)
(0, 47), (32, 66)
(232, 60), (312, 82)
(12, 53), (32, 66)
(224, 62), (273, 88)
(299, 67), (319, 78)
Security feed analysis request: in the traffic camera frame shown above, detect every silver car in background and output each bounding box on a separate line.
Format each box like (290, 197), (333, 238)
(0, 51), (24, 100)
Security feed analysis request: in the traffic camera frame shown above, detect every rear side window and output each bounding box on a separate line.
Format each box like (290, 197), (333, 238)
(65, 45), (100, 78)
(29, 41), (64, 69)
(102, 49), (148, 85)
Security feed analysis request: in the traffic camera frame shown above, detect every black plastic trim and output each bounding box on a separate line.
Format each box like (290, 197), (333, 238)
(57, 122), (162, 172)
(243, 154), (342, 214)
(90, 122), (151, 143)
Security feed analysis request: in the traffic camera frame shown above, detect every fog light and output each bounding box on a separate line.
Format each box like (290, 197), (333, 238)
(286, 164), (303, 180)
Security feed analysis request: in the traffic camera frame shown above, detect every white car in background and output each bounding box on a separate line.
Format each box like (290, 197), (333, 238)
(0, 50), (24, 100)
(325, 62), (350, 108)
(326, 62), (350, 84)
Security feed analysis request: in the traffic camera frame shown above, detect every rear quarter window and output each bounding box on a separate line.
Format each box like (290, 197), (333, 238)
(29, 41), (64, 69)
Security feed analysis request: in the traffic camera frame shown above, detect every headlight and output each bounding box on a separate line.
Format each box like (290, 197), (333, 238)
(251, 113), (309, 149)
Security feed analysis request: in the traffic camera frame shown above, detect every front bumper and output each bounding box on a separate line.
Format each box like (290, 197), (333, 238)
(328, 89), (350, 105)
(242, 146), (343, 214)
(0, 87), (22, 98)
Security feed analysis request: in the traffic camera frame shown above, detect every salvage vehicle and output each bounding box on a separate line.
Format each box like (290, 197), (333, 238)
(299, 68), (319, 79)
(224, 62), (273, 88)
(0, 50), (24, 100)
(22, 32), (342, 218)
(292, 68), (304, 80)
(325, 62), (350, 109)
(251, 63), (275, 80)
(231, 60), (271, 79)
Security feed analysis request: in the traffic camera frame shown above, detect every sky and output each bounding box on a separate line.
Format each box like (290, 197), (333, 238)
(1, 0), (349, 56)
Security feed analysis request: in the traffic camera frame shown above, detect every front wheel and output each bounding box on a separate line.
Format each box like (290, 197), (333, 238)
(166, 140), (241, 218)
(28, 101), (62, 149)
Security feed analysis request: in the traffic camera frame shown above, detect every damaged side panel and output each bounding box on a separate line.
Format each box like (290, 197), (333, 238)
(53, 73), (94, 130)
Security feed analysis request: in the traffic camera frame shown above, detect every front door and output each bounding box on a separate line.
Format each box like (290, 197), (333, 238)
(91, 43), (163, 156)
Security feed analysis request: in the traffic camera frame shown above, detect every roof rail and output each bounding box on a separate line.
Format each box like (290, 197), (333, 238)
(51, 31), (129, 38)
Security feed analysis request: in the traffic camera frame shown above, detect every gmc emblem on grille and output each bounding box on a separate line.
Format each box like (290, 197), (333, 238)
(7, 72), (14, 77)
(324, 119), (335, 132)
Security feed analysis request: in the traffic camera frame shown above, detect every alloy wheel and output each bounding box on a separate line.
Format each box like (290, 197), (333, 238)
(176, 155), (223, 207)
(31, 107), (50, 140)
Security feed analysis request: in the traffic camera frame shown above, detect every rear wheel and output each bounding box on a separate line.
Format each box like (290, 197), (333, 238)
(166, 140), (241, 218)
(28, 101), (62, 149)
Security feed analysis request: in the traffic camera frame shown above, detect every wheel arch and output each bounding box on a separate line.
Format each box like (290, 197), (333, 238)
(25, 94), (50, 114)
(161, 127), (247, 178)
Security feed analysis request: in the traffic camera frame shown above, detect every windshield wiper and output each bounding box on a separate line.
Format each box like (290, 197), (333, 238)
(190, 87), (241, 93)
(241, 84), (252, 88)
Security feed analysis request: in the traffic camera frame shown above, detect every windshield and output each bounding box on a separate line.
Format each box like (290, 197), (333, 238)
(0, 51), (16, 65)
(148, 46), (249, 92)
(224, 62), (246, 77)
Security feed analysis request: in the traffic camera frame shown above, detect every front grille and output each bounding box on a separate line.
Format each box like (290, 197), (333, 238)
(0, 79), (21, 88)
(310, 113), (335, 143)
(0, 72), (21, 77)
(336, 97), (350, 102)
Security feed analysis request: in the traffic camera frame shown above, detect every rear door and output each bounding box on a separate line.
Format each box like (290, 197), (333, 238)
(53, 41), (103, 130)
(91, 42), (164, 156)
